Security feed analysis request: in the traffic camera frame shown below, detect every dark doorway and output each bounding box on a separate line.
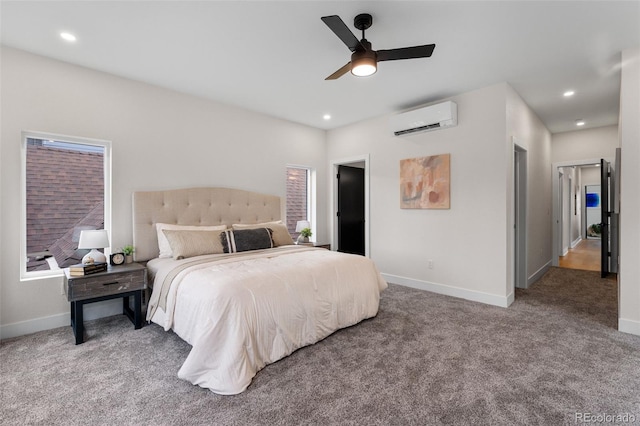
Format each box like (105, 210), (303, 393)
(337, 165), (365, 255)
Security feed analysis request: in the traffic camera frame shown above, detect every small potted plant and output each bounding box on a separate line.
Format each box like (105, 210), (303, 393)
(297, 227), (312, 244)
(122, 245), (135, 263)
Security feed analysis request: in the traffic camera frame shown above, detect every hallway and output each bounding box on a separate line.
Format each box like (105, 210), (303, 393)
(559, 239), (600, 272)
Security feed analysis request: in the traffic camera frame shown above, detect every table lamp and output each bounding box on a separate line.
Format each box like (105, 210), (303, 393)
(295, 220), (311, 244)
(78, 229), (109, 264)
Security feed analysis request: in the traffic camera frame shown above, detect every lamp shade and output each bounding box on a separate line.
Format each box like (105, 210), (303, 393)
(78, 229), (109, 264)
(295, 220), (311, 232)
(351, 50), (377, 77)
(78, 230), (109, 249)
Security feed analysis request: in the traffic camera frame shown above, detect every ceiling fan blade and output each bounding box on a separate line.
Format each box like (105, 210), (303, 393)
(377, 44), (436, 62)
(321, 15), (363, 52)
(325, 62), (352, 80)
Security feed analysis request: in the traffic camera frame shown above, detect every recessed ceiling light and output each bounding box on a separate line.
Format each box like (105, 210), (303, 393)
(60, 32), (77, 42)
(563, 90), (575, 97)
(323, 114), (331, 120)
(576, 120), (585, 126)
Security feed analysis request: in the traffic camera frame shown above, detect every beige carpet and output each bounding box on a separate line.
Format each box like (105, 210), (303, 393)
(1, 267), (639, 425)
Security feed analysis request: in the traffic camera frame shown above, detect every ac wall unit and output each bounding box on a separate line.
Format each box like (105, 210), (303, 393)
(390, 101), (457, 136)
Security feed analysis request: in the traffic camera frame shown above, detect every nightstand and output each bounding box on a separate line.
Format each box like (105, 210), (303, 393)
(297, 242), (331, 250)
(64, 263), (147, 344)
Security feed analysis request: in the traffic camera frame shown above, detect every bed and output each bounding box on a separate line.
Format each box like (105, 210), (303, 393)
(133, 187), (387, 394)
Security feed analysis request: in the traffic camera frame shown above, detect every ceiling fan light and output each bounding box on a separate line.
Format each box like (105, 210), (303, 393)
(351, 51), (377, 77)
(352, 61), (377, 77)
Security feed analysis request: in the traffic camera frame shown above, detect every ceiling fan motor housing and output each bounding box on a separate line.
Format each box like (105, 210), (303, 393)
(351, 45), (377, 63)
(354, 13), (373, 31)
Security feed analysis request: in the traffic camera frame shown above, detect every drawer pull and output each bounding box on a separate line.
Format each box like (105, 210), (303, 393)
(102, 281), (120, 286)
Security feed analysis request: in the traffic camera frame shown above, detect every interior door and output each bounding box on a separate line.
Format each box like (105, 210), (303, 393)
(337, 165), (365, 255)
(601, 159), (610, 278)
(610, 148), (620, 274)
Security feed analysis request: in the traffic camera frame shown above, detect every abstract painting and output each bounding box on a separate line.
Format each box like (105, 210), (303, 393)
(400, 154), (450, 209)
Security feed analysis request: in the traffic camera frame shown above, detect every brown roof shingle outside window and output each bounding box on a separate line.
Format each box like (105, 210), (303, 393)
(286, 167), (308, 239)
(26, 142), (104, 271)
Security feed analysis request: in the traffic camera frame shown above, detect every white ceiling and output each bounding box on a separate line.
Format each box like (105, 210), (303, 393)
(1, 1), (638, 133)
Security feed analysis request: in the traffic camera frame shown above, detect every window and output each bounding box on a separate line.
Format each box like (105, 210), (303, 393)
(286, 166), (313, 240)
(21, 132), (111, 280)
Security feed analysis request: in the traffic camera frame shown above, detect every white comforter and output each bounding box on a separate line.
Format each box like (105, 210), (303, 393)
(147, 246), (387, 394)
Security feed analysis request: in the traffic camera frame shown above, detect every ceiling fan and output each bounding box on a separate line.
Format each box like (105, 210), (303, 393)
(321, 13), (436, 80)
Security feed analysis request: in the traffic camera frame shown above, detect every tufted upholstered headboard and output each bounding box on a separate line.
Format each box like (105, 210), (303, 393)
(132, 187), (282, 262)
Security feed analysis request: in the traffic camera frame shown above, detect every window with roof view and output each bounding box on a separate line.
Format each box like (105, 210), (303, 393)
(286, 166), (312, 240)
(22, 133), (111, 279)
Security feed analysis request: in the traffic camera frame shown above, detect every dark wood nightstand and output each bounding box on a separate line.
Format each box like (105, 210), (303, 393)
(64, 263), (147, 344)
(298, 242), (331, 250)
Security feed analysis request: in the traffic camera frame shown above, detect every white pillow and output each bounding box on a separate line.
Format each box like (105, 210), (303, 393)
(162, 229), (226, 259)
(156, 223), (227, 258)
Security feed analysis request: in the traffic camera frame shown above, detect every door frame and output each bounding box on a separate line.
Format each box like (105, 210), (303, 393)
(513, 143), (528, 289)
(551, 158), (612, 266)
(330, 154), (370, 257)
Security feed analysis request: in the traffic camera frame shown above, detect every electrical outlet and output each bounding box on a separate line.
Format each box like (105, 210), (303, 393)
(428, 259), (434, 269)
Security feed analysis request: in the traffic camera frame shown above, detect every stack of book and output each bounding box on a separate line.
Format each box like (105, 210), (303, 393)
(68, 262), (108, 277)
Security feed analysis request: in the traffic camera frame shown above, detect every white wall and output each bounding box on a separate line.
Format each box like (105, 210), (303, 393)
(505, 85), (553, 286)
(326, 82), (551, 306)
(618, 47), (640, 336)
(0, 47), (327, 338)
(550, 126), (619, 267)
(551, 125), (619, 164)
(580, 166), (601, 187)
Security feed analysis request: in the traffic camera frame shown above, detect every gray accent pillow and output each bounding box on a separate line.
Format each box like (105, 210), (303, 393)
(221, 228), (274, 253)
(232, 220), (294, 246)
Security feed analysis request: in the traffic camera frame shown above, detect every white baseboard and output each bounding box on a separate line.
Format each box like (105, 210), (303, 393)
(571, 237), (582, 248)
(505, 291), (515, 307)
(381, 273), (511, 308)
(0, 313), (69, 340)
(528, 260), (552, 287)
(0, 299), (121, 340)
(619, 318), (640, 336)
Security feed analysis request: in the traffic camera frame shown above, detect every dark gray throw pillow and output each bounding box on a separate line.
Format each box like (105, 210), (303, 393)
(220, 228), (274, 253)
